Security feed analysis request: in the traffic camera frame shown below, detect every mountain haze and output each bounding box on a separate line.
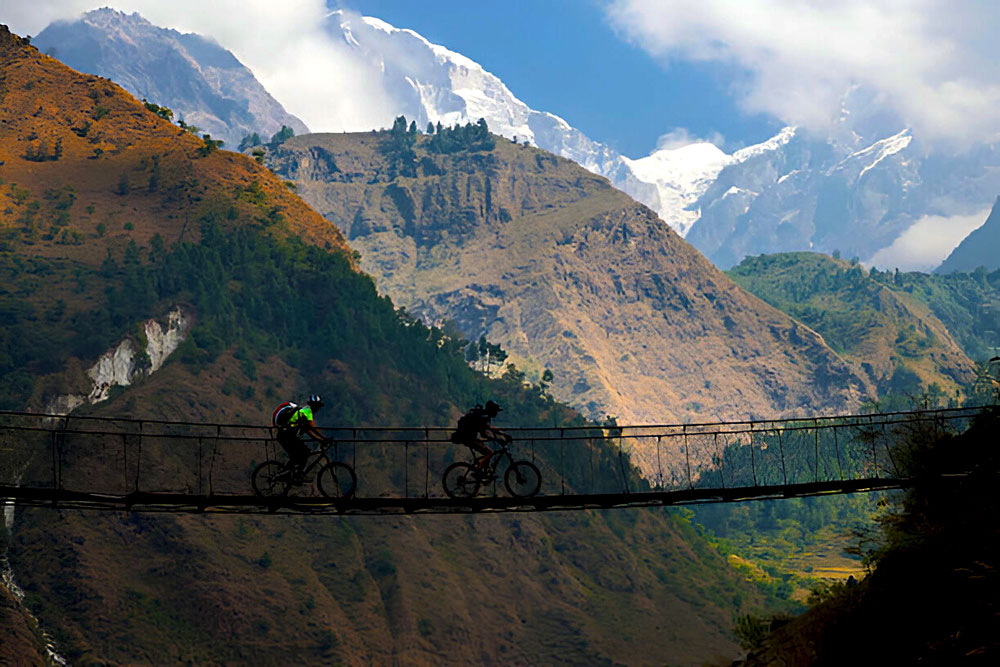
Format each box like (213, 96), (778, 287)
(268, 130), (871, 455)
(33, 8), (308, 148)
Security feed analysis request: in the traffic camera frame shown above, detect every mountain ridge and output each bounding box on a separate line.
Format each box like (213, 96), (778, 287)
(936, 196), (1000, 273)
(33, 8), (308, 148)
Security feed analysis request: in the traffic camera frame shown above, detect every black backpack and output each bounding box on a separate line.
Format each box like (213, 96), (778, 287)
(451, 406), (487, 443)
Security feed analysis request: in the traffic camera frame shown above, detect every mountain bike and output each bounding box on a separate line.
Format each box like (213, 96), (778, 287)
(443, 436), (541, 499)
(252, 441), (357, 499)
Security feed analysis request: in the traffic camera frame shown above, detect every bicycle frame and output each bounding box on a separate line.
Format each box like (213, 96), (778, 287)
(472, 438), (515, 475)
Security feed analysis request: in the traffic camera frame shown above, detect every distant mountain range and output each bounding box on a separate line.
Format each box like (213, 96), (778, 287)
(32, 8), (308, 148)
(32, 9), (1000, 271)
(318, 12), (1000, 271)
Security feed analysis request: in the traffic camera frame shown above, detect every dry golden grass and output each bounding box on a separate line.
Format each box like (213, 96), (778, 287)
(0, 27), (351, 269)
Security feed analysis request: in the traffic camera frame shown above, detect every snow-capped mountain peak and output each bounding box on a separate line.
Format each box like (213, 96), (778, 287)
(622, 142), (733, 235)
(732, 126), (797, 162)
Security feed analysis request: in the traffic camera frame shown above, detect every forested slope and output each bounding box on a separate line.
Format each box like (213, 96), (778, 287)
(728, 252), (976, 398)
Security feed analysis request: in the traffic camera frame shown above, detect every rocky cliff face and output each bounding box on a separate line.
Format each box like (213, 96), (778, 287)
(45, 307), (191, 415)
(33, 9), (308, 147)
(269, 132), (870, 469)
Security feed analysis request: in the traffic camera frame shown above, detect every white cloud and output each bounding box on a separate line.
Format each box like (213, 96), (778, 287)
(655, 127), (725, 151)
(866, 208), (991, 272)
(606, 0), (1000, 147)
(0, 1), (399, 132)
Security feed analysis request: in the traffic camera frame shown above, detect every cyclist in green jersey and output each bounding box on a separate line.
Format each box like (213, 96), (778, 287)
(277, 395), (330, 482)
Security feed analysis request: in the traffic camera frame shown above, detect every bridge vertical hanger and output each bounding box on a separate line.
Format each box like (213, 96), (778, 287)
(813, 419), (821, 482)
(587, 431), (595, 493)
(50, 430), (60, 495)
(868, 415), (879, 479)
(655, 435), (662, 489)
(560, 429), (566, 495)
(136, 421), (144, 493)
(880, 420), (899, 478)
(197, 437), (204, 495)
(749, 422), (758, 486)
(616, 428), (630, 494)
(833, 426), (844, 480)
(777, 429), (787, 485)
(423, 428), (430, 499)
(208, 424), (220, 495)
(713, 432), (725, 489)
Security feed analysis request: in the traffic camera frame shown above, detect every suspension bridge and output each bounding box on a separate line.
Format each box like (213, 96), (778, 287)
(0, 406), (989, 515)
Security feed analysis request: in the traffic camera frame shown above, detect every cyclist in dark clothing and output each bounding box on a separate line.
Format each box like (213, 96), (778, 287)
(451, 400), (510, 474)
(277, 395), (330, 482)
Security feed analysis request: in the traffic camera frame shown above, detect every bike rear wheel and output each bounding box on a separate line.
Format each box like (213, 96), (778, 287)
(252, 460), (291, 497)
(504, 460), (541, 498)
(317, 462), (357, 499)
(443, 462), (481, 499)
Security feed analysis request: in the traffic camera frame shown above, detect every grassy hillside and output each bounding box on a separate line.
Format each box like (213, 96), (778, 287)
(869, 266), (1000, 364)
(728, 252), (976, 398)
(267, 126), (871, 448)
(0, 26), (776, 664)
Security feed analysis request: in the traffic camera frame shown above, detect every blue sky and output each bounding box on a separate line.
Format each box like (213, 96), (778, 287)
(340, 0), (781, 156)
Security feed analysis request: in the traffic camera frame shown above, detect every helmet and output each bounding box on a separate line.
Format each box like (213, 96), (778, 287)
(484, 400), (502, 417)
(308, 394), (324, 410)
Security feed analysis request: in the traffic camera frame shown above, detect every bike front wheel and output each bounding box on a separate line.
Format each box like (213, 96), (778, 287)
(504, 460), (541, 498)
(252, 460), (291, 497)
(317, 462), (357, 499)
(443, 462), (481, 499)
